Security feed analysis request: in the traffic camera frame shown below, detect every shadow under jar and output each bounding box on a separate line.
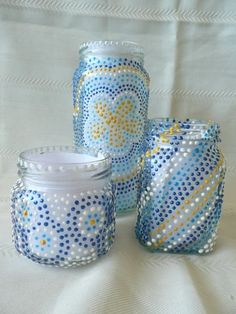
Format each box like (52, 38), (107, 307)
(73, 41), (150, 214)
(135, 118), (226, 254)
(11, 146), (115, 267)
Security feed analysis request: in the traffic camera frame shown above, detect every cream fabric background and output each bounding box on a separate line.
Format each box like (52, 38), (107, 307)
(0, 1), (236, 313)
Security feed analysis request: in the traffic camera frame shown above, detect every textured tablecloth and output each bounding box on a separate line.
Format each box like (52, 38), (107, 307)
(0, 0), (236, 313)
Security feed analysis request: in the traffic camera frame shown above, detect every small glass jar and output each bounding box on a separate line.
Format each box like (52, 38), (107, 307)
(10, 146), (115, 267)
(73, 41), (150, 214)
(135, 118), (226, 254)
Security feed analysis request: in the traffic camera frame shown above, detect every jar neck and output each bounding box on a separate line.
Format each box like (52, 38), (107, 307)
(147, 118), (221, 147)
(18, 146), (111, 191)
(79, 40), (144, 65)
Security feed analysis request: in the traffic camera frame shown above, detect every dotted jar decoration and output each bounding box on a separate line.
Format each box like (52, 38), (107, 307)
(135, 118), (226, 254)
(73, 41), (150, 214)
(11, 146), (115, 267)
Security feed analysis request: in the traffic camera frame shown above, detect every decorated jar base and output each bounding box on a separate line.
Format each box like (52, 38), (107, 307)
(136, 229), (218, 255)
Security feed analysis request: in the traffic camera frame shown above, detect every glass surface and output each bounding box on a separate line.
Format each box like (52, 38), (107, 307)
(79, 40), (144, 62)
(135, 118), (226, 254)
(73, 40), (150, 214)
(11, 146), (115, 267)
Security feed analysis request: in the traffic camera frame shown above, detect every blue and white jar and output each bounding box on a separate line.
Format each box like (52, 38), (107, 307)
(73, 41), (150, 213)
(11, 146), (115, 267)
(136, 118), (226, 254)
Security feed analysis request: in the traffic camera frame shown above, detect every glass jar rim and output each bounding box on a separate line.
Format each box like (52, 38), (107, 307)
(147, 118), (220, 142)
(18, 146), (111, 170)
(79, 40), (144, 60)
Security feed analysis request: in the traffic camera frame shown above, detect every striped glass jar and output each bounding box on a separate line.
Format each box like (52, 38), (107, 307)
(135, 118), (226, 254)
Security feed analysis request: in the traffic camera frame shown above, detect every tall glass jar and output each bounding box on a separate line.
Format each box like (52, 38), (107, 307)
(135, 118), (226, 254)
(10, 146), (115, 267)
(73, 41), (150, 213)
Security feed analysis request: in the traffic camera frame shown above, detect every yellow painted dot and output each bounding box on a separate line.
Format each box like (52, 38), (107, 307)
(90, 219), (96, 226)
(74, 106), (79, 113)
(23, 210), (28, 217)
(40, 239), (47, 246)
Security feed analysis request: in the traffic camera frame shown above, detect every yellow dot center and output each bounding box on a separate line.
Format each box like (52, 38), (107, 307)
(23, 210), (28, 217)
(40, 239), (47, 246)
(90, 219), (96, 226)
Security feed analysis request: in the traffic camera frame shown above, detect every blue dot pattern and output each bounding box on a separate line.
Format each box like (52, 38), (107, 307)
(11, 181), (115, 267)
(135, 118), (226, 254)
(73, 56), (149, 213)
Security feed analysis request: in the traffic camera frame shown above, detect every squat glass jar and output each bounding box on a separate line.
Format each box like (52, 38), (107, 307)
(10, 146), (115, 267)
(135, 118), (226, 254)
(73, 41), (150, 214)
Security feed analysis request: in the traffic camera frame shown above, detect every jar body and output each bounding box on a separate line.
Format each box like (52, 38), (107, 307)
(73, 41), (149, 213)
(135, 119), (226, 254)
(10, 147), (115, 267)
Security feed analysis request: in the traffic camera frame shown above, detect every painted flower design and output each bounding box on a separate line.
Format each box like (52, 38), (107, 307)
(84, 95), (144, 154)
(78, 207), (105, 236)
(31, 232), (53, 254)
(19, 204), (33, 225)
